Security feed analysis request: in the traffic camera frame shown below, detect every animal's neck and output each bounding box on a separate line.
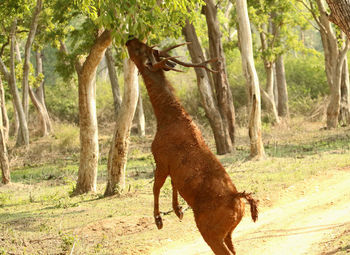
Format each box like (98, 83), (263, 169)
(141, 70), (187, 126)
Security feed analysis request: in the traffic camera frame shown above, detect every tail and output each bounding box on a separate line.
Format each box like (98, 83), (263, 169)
(235, 191), (258, 222)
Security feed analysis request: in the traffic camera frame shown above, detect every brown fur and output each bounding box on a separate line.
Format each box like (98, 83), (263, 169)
(126, 38), (258, 255)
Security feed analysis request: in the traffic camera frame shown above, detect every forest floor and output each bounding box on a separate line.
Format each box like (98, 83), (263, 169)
(0, 119), (350, 254)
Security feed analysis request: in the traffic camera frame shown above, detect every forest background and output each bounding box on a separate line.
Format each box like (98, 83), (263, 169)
(0, 0), (350, 254)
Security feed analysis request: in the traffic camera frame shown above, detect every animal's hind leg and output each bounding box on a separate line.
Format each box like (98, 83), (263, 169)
(153, 167), (168, 230)
(224, 231), (235, 255)
(195, 214), (233, 254)
(200, 231), (233, 255)
(224, 198), (245, 254)
(171, 180), (183, 220)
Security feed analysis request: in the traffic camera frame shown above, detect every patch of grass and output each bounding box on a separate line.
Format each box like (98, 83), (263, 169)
(53, 123), (80, 153)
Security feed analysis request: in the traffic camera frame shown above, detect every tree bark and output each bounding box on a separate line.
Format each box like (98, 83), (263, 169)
(22, 0), (42, 119)
(30, 50), (51, 136)
(104, 58), (139, 196)
(0, 76), (10, 184)
(0, 101), (10, 185)
(10, 102), (20, 138)
(182, 20), (233, 154)
(236, 0), (266, 160)
(35, 51), (46, 107)
(135, 86), (146, 137)
(74, 30), (112, 195)
(0, 76), (9, 141)
(105, 47), (122, 118)
(326, 0), (350, 39)
(275, 54), (289, 118)
(339, 57), (350, 125)
(204, 0), (236, 148)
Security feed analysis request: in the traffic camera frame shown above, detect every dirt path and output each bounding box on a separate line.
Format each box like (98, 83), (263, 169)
(151, 169), (350, 255)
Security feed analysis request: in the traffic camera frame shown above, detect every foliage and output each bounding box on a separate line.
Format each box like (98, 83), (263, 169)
(45, 80), (79, 123)
(246, 0), (312, 62)
(285, 54), (328, 98)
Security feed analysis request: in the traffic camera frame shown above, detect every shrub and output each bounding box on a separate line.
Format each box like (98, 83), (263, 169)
(46, 80), (79, 123)
(285, 54), (328, 115)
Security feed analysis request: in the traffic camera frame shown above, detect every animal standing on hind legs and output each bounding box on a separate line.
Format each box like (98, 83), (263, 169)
(126, 38), (258, 255)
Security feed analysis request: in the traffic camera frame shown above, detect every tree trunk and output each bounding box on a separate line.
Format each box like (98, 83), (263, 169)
(0, 100), (10, 184)
(316, 0), (350, 129)
(236, 0), (265, 160)
(29, 87), (50, 136)
(74, 30), (112, 195)
(326, 0), (350, 39)
(31, 50), (51, 136)
(0, 77), (9, 141)
(339, 57), (350, 125)
(10, 102), (19, 138)
(9, 20), (29, 146)
(104, 58), (139, 196)
(105, 47), (122, 118)
(135, 86), (146, 137)
(35, 51), (47, 109)
(275, 54), (289, 118)
(259, 27), (280, 124)
(204, 0), (236, 148)
(182, 20), (233, 154)
(22, 0), (42, 119)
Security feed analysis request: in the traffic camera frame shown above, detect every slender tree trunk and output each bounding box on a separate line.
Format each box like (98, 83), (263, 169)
(105, 47), (122, 118)
(135, 86), (146, 137)
(0, 100), (10, 184)
(259, 28), (280, 124)
(10, 101), (19, 138)
(273, 64), (279, 108)
(31, 50), (51, 136)
(104, 59), (139, 196)
(9, 20), (29, 146)
(0, 77), (9, 141)
(15, 39), (21, 62)
(236, 0), (265, 160)
(204, 0), (236, 148)
(35, 51), (46, 108)
(22, 0), (42, 119)
(0, 76), (10, 184)
(29, 88), (49, 136)
(275, 54), (289, 118)
(339, 57), (350, 125)
(74, 30), (112, 195)
(182, 20), (232, 154)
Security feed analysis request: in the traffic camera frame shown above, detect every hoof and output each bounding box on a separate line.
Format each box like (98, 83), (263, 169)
(175, 206), (184, 220)
(155, 215), (163, 229)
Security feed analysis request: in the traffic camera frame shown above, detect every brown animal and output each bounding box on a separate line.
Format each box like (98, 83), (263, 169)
(126, 38), (258, 255)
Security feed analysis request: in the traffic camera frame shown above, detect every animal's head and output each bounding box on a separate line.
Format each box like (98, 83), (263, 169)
(126, 38), (217, 73)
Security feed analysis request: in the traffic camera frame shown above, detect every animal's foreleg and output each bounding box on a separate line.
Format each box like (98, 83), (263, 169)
(153, 168), (167, 230)
(171, 180), (184, 220)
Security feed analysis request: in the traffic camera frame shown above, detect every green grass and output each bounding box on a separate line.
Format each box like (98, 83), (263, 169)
(0, 120), (350, 254)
